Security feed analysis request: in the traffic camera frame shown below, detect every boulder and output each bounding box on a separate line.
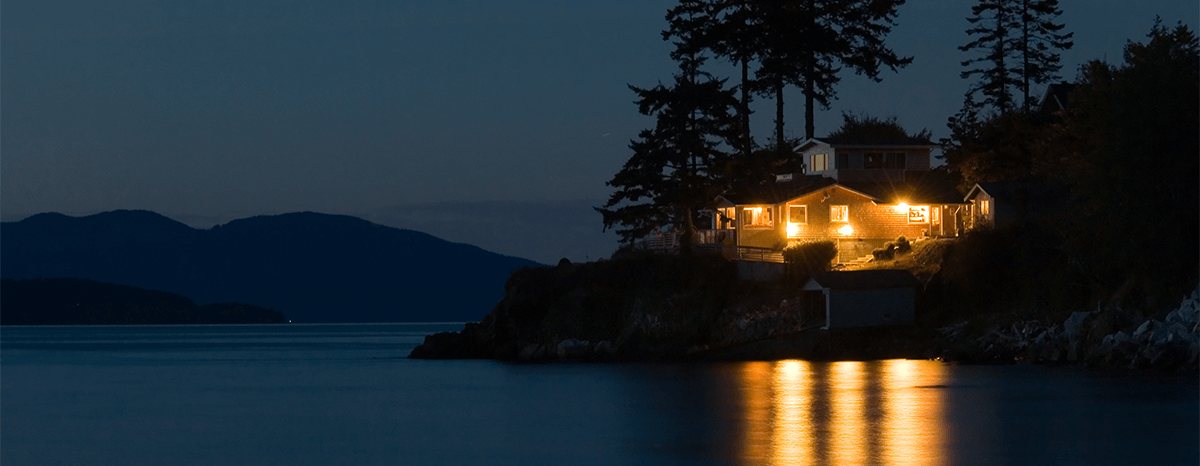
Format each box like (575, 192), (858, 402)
(1063, 311), (1090, 341)
(556, 339), (591, 360)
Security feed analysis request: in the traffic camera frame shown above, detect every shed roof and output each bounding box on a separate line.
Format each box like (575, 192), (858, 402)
(806, 270), (920, 290)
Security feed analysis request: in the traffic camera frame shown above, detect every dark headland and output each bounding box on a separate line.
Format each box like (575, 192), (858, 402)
(410, 239), (1200, 372)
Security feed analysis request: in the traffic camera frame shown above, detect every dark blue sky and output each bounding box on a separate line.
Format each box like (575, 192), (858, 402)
(3, 0), (1196, 262)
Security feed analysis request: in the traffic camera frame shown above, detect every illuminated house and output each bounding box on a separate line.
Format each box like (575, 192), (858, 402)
(700, 137), (968, 263)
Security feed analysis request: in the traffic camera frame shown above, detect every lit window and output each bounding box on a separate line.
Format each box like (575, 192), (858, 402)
(830, 205), (848, 222)
(980, 199), (990, 216)
(908, 206), (929, 224)
(743, 207), (772, 228)
(931, 206), (941, 224)
(810, 153), (828, 171)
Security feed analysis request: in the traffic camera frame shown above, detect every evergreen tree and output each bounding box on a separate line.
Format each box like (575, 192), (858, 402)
(597, 56), (740, 251)
(763, 0), (912, 141)
(959, 0), (1072, 115)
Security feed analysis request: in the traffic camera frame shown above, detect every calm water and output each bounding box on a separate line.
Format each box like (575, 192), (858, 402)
(2, 324), (1196, 466)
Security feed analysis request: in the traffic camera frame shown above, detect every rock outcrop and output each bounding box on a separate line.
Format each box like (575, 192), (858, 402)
(936, 285), (1200, 371)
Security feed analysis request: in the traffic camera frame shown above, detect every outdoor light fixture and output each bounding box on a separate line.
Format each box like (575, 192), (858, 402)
(838, 224), (854, 236)
(787, 223), (800, 238)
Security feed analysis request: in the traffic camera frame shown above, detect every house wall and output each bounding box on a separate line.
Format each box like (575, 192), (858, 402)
(824, 288), (915, 328)
(970, 192), (996, 229)
(780, 186), (934, 261)
(736, 204), (782, 249)
(800, 144), (932, 182)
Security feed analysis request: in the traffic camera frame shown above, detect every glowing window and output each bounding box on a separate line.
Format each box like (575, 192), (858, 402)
(743, 207), (772, 228)
(980, 199), (990, 216)
(830, 205), (849, 223)
(931, 206), (941, 224)
(908, 206), (929, 224)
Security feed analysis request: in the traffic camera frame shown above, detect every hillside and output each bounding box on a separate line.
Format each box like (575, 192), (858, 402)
(1, 278), (285, 325)
(1, 210), (542, 323)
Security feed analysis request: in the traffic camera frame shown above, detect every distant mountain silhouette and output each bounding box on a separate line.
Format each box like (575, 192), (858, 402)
(2, 278), (285, 325)
(1, 210), (543, 322)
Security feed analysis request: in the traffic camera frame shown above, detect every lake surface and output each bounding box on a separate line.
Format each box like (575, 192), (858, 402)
(3, 324), (1196, 465)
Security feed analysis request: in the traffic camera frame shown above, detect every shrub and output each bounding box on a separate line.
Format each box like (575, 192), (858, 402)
(895, 235), (911, 254)
(872, 247), (894, 261)
(783, 241), (837, 284)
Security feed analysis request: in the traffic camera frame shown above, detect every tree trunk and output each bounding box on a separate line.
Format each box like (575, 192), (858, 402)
(775, 79), (785, 154)
(741, 58), (752, 158)
(805, 73), (815, 140)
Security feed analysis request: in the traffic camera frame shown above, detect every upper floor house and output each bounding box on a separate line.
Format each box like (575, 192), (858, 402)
(796, 137), (936, 185)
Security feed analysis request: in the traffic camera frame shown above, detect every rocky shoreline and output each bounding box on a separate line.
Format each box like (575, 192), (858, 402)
(409, 256), (1199, 372)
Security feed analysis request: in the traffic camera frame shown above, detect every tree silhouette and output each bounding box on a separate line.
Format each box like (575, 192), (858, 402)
(960, 0), (1072, 115)
(598, 55), (739, 251)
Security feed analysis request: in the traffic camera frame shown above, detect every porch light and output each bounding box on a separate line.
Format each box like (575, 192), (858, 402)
(838, 224), (854, 236)
(894, 201), (909, 213)
(786, 222), (800, 238)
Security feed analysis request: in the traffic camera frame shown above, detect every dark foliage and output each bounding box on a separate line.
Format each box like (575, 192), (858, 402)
(826, 112), (932, 141)
(782, 240), (836, 284)
(895, 235), (911, 254)
(597, 55), (740, 249)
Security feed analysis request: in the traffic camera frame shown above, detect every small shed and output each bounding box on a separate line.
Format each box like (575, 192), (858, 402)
(803, 270), (920, 329)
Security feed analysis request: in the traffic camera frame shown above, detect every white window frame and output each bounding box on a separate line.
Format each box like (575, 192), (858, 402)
(830, 205), (849, 223)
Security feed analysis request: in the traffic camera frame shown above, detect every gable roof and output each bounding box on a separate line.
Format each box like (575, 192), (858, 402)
(805, 270), (920, 291)
(1038, 82), (1075, 113)
(719, 175), (838, 205)
(796, 137), (936, 152)
(843, 171), (969, 205)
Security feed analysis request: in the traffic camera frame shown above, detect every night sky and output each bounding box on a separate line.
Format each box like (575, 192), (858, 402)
(3, 0), (1196, 263)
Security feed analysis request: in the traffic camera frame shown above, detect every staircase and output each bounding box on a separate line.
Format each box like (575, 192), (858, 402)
(842, 254), (875, 267)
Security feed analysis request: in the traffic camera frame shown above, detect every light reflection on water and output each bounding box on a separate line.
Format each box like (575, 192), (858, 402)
(3, 326), (1196, 466)
(738, 359), (947, 466)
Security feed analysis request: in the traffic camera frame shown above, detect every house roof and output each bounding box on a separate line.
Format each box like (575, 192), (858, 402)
(719, 175), (838, 205)
(796, 137), (936, 151)
(965, 180), (1068, 202)
(844, 171), (969, 205)
(1038, 82), (1075, 113)
(719, 171), (968, 207)
(806, 270), (920, 291)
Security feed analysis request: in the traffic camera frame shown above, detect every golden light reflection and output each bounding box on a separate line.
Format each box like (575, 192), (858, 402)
(837, 224), (854, 236)
(881, 359), (947, 466)
(771, 360), (814, 466)
(828, 361), (867, 465)
(786, 223), (801, 238)
(737, 359), (948, 466)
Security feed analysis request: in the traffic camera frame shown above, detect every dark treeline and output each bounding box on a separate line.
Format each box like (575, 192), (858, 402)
(1, 278), (286, 325)
(938, 19), (1199, 317)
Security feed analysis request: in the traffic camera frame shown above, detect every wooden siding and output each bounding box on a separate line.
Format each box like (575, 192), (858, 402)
(735, 185), (947, 262)
(782, 186), (931, 243)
